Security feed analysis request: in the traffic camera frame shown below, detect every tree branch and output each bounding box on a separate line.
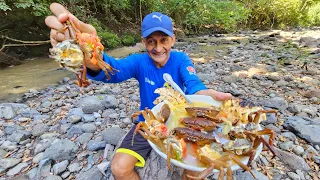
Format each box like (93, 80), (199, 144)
(0, 35), (51, 52)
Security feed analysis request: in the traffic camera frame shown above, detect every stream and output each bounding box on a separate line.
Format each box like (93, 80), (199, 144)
(0, 43), (145, 102)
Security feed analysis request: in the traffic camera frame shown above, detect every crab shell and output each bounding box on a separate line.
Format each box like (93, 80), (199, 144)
(49, 40), (84, 73)
(223, 138), (251, 155)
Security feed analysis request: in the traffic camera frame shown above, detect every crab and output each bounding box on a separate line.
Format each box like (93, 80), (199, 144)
(49, 20), (119, 87)
(180, 117), (217, 131)
(187, 145), (256, 180)
(153, 83), (186, 107)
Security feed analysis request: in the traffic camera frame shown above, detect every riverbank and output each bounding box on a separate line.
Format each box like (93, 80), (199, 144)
(0, 29), (319, 180)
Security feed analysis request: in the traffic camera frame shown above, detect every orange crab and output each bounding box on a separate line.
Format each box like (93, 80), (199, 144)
(49, 20), (119, 87)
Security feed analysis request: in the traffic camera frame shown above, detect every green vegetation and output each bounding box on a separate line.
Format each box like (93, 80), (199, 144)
(1, 0), (320, 49)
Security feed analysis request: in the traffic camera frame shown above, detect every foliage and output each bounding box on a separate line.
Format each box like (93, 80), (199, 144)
(1, 0), (320, 50)
(122, 34), (136, 46)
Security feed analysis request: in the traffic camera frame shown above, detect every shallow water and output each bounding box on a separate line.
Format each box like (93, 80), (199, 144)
(0, 43), (145, 102)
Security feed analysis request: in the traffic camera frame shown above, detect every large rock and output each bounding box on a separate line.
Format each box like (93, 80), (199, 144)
(43, 139), (78, 161)
(262, 97), (288, 111)
(101, 127), (126, 146)
(0, 105), (15, 120)
(284, 116), (320, 145)
(274, 148), (311, 171)
(75, 166), (103, 180)
(76, 96), (105, 114)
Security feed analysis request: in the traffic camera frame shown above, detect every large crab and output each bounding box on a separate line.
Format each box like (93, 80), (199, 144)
(49, 20), (119, 87)
(187, 145), (256, 180)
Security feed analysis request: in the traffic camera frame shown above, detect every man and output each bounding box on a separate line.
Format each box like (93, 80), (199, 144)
(45, 3), (232, 180)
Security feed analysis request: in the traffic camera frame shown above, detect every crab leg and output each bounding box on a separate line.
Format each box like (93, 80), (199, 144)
(248, 109), (278, 124)
(257, 128), (275, 145)
(219, 154), (256, 178)
(137, 127), (166, 152)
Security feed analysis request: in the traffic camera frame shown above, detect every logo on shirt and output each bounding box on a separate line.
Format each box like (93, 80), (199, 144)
(145, 77), (155, 85)
(187, 66), (196, 75)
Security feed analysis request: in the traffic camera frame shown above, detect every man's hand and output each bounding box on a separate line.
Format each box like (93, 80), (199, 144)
(196, 89), (232, 101)
(45, 3), (100, 72)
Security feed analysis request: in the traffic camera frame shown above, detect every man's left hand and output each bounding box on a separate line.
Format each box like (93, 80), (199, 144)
(195, 89), (232, 101)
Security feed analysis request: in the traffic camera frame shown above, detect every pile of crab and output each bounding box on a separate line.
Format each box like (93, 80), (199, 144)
(131, 86), (278, 180)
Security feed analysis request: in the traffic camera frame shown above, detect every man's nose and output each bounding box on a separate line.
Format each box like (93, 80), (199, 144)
(154, 42), (163, 52)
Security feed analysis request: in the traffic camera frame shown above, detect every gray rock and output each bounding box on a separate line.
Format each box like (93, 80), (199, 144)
(81, 123), (97, 133)
(293, 146), (305, 155)
(276, 80), (288, 86)
(284, 116), (320, 145)
(0, 105), (15, 120)
(0, 158), (21, 169)
(0, 141), (17, 151)
(33, 152), (45, 163)
(101, 127), (126, 145)
(6, 162), (28, 176)
(34, 139), (52, 154)
(7, 130), (31, 143)
(34, 115), (50, 121)
(75, 166), (103, 180)
(76, 133), (93, 145)
(0, 148), (8, 158)
(27, 167), (38, 180)
(61, 171), (70, 179)
(281, 132), (297, 141)
(287, 103), (302, 114)
(53, 160), (69, 175)
(197, 73), (216, 81)
(68, 162), (82, 172)
(77, 96), (105, 114)
(4, 125), (23, 135)
(44, 175), (62, 180)
(103, 95), (118, 108)
(131, 94), (139, 102)
(274, 148), (311, 171)
(87, 140), (106, 151)
(83, 114), (95, 122)
(222, 75), (238, 84)
(43, 139), (78, 161)
(267, 75), (281, 81)
(263, 97), (288, 111)
(279, 141), (294, 151)
(261, 112), (278, 125)
(19, 108), (40, 118)
(68, 115), (82, 124)
(32, 123), (49, 136)
(287, 172), (301, 180)
(233, 169), (268, 180)
(67, 108), (84, 118)
(122, 118), (132, 125)
(66, 125), (83, 138)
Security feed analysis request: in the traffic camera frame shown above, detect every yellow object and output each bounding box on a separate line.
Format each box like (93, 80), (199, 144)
(116, 148), (146, 167)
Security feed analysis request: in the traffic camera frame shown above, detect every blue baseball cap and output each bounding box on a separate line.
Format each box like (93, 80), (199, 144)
(142, 12), (174, 38)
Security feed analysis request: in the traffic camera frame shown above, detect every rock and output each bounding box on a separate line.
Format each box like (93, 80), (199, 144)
(0, 105), (15, 120)
(67, 108), (84, 118)
(7, 130), (31, 143)
(83, 114), (95, 122)
(222, 75), (238, 84)
(0, 148), (8, 158)
(43, 139), (78, 161)
(33, 152), (45, 163)
(103, 95), (118, 108)
(76, 133), (93, 145)
(32, 123), (49, 137)
(68, 115), (82, 124)
(44, 175), (62, 180)
(53, 160), (69, 175)
(233, 169), (268, 180)
(81, 123), (97, 133)
(66, 125), (83, 138)
(76, 96), (105, 114)
(287, 172), (301, 180)
(6, 162), (28, 176)
(262, 97), (288, 111)
(267, 75), (281, 81)
(87, 140), (106, 151)
(281, 132), (297, 141)
(293, 146), (305, 155)
(284, 116), (320, 145)
(68, 162), (82, 172)
(274, 148), (310, 171)
(287, 103), (302, 114)
(302, 89), (320, 98)
(75, 166), (103, 180)
(279, 141), (294, 151)
(122, 118), (132, 125)
(0, 158), (21, 169)
(101, 127), (126, 146)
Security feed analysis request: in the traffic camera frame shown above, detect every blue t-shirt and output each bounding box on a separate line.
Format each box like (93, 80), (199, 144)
(87, 51), (207, 122)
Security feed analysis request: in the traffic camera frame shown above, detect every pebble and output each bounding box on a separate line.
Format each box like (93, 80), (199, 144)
(293, 146), (305, 155)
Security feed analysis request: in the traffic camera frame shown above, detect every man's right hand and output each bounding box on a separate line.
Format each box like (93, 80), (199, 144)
(45, 3), (101, 72)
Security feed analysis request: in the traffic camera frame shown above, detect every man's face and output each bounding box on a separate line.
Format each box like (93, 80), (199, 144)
(142, 31), (176, 67)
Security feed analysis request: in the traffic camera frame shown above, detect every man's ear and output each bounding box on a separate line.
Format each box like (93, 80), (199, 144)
(171, 34), (176, 46)
(141, 37), (147, 47)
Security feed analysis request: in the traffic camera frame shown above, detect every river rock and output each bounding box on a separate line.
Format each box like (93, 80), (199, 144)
(284, 116), (320, 145)
(101, 127), (126, 146)
(233, 169), (268, 180)
(76, 96), (105, 114)
(0, 158), (21, 169)
(0, 105), (15, 120)
(6, 162), (28, 176)
(262, 97), (288, 111)
(43, 139), (78, 161)
(32, 123), (49, 136)
(274, 148), (311, 171)
(75, 166), (103, 180)
(103, 95), (118, 108)
(53, 160), (69, 175)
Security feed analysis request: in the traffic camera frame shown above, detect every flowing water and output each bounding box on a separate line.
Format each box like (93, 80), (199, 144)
(0, 43), (145, 102)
